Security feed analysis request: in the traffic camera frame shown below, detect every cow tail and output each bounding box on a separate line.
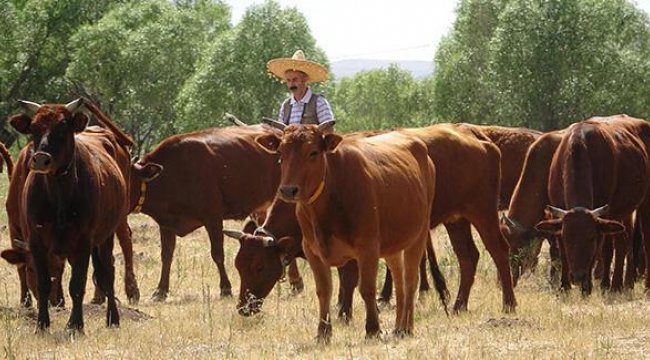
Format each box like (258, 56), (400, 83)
(0, 142), (14, 179)
(632, 213), (644, 281)
(426, 238), (450, 316)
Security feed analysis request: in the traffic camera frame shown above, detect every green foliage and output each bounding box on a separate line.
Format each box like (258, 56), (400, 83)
(66, 0), (230, 153)
(175, 0), (327, 131)
(435, 0), (650, 131)
(331, 65), (436, 133)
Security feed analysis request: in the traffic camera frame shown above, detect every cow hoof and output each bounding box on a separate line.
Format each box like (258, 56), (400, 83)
(220, 288), (233, 298)
(393, 329), (413, 338)
(126, 286), (140, 305)
(66, 327), (85, 339)
(151, 289), (168, 302)
(290, 279), (304, 294)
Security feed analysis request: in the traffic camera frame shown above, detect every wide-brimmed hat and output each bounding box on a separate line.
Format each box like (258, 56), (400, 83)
(267, 50), (329, 83)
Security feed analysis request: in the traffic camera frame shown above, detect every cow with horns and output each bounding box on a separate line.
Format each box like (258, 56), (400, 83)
(5, 99), (129, 332)
(534, 115), (650, 294)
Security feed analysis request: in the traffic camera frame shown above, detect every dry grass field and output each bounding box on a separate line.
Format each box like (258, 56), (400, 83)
(0, 176), (649, 359)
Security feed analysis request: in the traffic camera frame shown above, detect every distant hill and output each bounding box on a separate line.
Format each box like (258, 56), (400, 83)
(331, 59), (434, 80)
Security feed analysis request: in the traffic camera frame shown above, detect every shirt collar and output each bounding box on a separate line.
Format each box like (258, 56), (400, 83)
(290, 87), (312, 105)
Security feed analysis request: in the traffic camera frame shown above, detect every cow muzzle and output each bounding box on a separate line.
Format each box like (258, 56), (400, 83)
(278, 185), (299, 202)
(30, 152), (53, 174)
(237, 291), (263, 316)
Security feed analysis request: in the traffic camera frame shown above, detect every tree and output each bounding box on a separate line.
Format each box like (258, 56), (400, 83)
(0, 0), (123, 147)
(66, 0), (230, 153)
(175, 0), (327, 131)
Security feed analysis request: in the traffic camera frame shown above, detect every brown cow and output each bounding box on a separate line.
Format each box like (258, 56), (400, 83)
(535, 116), (650, 294)
(5, 99), (128, 332)
(2, 103), (140, 307)
(129, 124), (281, 300)
(256, 122), (435, 340)
(501, 130), (565, 285)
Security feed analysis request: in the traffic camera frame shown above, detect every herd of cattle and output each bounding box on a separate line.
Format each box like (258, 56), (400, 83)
(1, 98), (649, 342)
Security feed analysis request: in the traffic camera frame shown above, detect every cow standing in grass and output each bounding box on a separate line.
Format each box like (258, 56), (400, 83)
(256, 121), (435, 340)
(7, 99), (128, 332)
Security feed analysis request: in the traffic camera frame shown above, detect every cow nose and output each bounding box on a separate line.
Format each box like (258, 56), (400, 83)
(279, 185), (299, 200)
(31, 152), (52, 172)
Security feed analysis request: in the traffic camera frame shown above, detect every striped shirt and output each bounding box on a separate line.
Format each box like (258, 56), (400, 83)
(277, 88), (335, 125)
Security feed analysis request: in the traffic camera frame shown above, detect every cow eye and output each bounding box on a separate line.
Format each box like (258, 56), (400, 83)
(308, 150), (318, 159)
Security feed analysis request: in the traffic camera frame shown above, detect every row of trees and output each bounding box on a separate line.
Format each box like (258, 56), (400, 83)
(2, 0), (650, 153)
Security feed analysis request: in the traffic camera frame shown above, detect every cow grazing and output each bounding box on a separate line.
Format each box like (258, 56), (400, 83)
(500, 131), (565, 285)
(6, 99), (128, 332)
(2, 102), (140, 307)
(256, 121), (435, 340)
(535, 116), (650, 294)
(223, 198), (361, 320)
(129, 124), (282, 300)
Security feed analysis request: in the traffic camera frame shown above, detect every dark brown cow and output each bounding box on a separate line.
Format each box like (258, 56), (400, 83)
(223, 198), (361, 320)
(2, 103), (140, 307)
(500, 131), (565, 285)
(129, 124), (281, 300)
(5, 99), (128, 332)
(256, 122), (435, 340)
(535, 116), (650, 294)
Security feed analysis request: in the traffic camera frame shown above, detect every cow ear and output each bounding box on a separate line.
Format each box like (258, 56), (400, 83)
(255, 134), (281, 154)
(133, 162), (163, 182)
(1, 249), (26, 265)
(597, 218), (626, 235)
(323, 134), (342, 152)
(71, 112), (89, 133)
(534, 218), (563, 235)
(276, 236), (300, 255)
(9, 114), (32, 134)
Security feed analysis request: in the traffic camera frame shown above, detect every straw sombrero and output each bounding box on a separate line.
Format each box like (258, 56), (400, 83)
(267, 50), (329, 83)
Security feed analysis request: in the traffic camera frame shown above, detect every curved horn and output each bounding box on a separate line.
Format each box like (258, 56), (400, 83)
(65, 98), (84, 113)
(318, 120), (336, 132)
(591, 204), (610, 217)
(17, 100), (42, 116)
(261, 236), (276, 247)
(223, 229), (245, 240)
(546, 205), (568, 218)
(12, 239), (29, 250)
(224, 113), (247, 126)
(262, 117), (287, 130)
(501, 214), (527, 235)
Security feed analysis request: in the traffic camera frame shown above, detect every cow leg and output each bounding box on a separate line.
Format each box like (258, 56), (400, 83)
(600, 237), (613, 290)
(419, 249), (429, 292)
(152, 226), (176, 302)
(470, 214), (517, 313)
(378, 265), (393, 304)
(611, 234), (628, 292)
(337, 260), (358, 323)
(32, 243), (51, 331)
(17, 266), (32, 308)
(66, 250), (91, 333)
(356, 253), (381, 338)
(639, 202), (650, 292)
(287, 259), (304, 294)
(92, 236), (120, 327)
(622, 215), (636, 290)
(385, 254), (406, 336)
(206, 221), (232, 297)
(426, 232), (450, 312)
(50, 263), (65, 308)
(304, 246), (333, 343)
(116, 221), (140, 304)
(547, 235), (561, 286)
(398, 232), (428, 336)
(444, 219), (478, 313)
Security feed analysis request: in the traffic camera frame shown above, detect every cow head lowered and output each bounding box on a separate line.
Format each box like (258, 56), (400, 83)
(223, 227), (301, 316)
(255, 120), (338, 203)
(500, 214), (546, 285)
(534, 205), (625, 294)
(10, 99), (88, 175)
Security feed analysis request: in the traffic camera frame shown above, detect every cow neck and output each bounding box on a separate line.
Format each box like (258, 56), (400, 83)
(305, 160), (328, 206)
(41, 157), (78, 231)
(132, 181), (147, 214)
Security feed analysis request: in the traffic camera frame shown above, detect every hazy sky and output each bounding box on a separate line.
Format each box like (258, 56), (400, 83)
(228, 0), (650, 62)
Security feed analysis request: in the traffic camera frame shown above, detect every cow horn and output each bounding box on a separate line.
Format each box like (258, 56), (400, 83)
(224, 112), (247, 126)
(546, 205), (568, 218)
(17, 100), (42, 116)
(501, 214), (527, 235)
(591, 204), (610, 217)
(261, 117), (287, 130)
(318, 120), (336, 132)
(261, 236), (276, 247)
(12, 239), (29, 250)
(65, 98), (84, 113)
(223, 229), (244, 240)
